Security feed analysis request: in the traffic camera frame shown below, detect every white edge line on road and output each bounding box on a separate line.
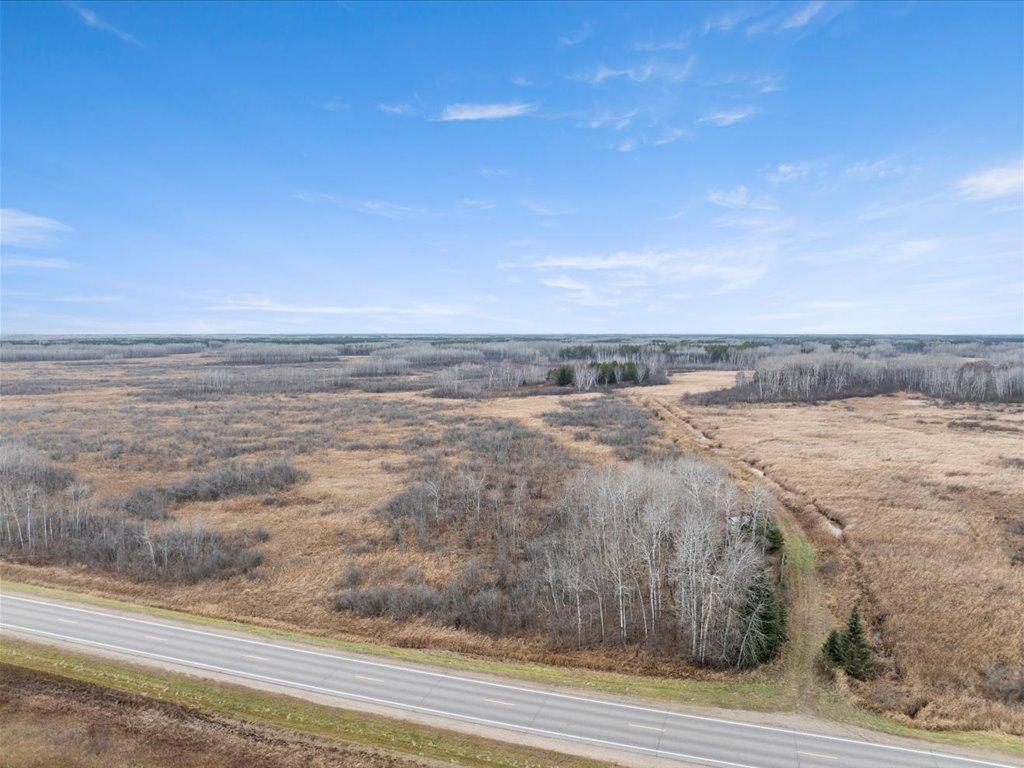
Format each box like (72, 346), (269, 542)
(1, 594), (1015, 768)
(2, 623), (763, 768)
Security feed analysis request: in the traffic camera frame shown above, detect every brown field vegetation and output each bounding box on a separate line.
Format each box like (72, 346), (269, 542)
(1, 352), (771, 679)
(1, 336), (1021, 738)
(657, 389), (1024, 733)
(0, 663), (417, 768)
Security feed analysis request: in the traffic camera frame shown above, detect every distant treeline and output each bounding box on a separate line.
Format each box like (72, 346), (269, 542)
(695, 353), (1024, 404)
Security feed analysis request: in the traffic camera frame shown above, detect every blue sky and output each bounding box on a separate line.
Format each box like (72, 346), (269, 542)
(2, 0), (1022, 335)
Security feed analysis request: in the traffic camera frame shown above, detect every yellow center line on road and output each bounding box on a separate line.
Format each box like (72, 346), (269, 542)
(244, 653), (270, 661)
(353, 674), (384, 683)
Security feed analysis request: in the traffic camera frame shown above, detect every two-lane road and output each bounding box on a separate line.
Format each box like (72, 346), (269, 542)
(0, 592), (1018, 768)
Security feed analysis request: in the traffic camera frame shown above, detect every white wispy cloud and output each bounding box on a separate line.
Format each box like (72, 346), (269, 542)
(293, 191), (429, 218)
(521, 247), (768, 292)
(52, 294), (121, 303)
(632, 32), (690, 51)
(586, 107), (642, 130)
(208, 297), (471, 317)
(578, 56), (696, 85)
(767, 162), (813, 182)
(956, 160), (1024, 201)
(846, 157), (907, 181)
(746, 1), (850, 35)
(67, 2), (142, 46)
(708, 185), (752, 208)
(521, 200), (578, 217)
(708, 185), (776, 212)
(0, 209), (71, 248)
(2, 257), (74, 269)
(540, 275), (630, 307)
(703, 6), (766, 35)
(459, 198), (496, 211)
(319, 98), (348, 113)
(699, 106), (757, 127)
(558, 22), (593, 48)
(440, 102), (537, 121)
(379, 102), (416, 116)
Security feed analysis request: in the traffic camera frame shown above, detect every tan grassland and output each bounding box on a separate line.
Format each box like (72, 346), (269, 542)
(631, 382), (1024, 733)
(2, 355), (1021, 739)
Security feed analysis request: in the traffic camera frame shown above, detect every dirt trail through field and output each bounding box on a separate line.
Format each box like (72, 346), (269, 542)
(629, 384), (832, 711)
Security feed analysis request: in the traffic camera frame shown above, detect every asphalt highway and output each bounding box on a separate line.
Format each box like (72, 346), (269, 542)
(1, 592), (1018, 768)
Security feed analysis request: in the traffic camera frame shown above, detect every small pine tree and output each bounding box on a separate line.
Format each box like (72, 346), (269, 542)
(843, 603), (871, 680)
(822, 629), (846, 667)
(554, 364), (575, 387)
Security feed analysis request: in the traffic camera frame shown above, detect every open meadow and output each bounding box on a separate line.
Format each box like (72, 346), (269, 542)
(1, 335), (1022, 738)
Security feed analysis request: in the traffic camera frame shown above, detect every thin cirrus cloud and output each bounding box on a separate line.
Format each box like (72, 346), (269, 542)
(519, 248), (768, 293)
(699, 106), (757, 127)
(578, 56), (696, 85)
(521, 200), (578, 217)
(208, 297), (472, 317)
(3, 257), (74, 269)
(439, 102), (537, 121)
(379, 102), (416, 116)
(66, 2), (142, 46)
(632, 32), (691, 52)
(557, 21), (593, 49)
(292, 191), (429, 219)
(746, 1), (850, 36)
(767, 162), (813, 183)
(0, 208), (71, 248)
(956, 160), (1024, 201)
(708, 185), (752, 209)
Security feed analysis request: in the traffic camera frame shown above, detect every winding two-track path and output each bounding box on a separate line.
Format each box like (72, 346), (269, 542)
(1, 592), (1016, 768)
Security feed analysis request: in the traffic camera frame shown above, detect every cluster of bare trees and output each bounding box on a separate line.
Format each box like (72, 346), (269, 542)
(342, 419), (785, 668)
(0, 443), (263, 582)
(168, 458), (306, 502)
(542, 395), (661, 459)
(539, 460), (783, 667)
(183, 367), (352, 396)
(375, 419), (563, 551)
(703, 354), (1024, 404)
(215, 343), (340, 364)
(0, 341), (206, 362)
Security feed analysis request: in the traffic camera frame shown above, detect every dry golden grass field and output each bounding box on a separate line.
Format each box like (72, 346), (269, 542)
(659, 387), (1024, 733)
(2, 350), (1021, 738)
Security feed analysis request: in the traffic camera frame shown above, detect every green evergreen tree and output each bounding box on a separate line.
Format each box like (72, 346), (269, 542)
(554, 364), (575, 387)
(822, 629), (845, 667)
(843, 603), (871, 680)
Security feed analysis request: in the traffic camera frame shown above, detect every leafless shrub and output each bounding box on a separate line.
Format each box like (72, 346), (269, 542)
(0, 442), (74, 494)
(169, 459), (306, 503)
(983, 662), (1024, 704)
(0, 459), (260, 583)
(214, 343), (340, 364)
(120, 485), (170, 520)
(542, 395), (661, 459)
(174, 367), (352, 397)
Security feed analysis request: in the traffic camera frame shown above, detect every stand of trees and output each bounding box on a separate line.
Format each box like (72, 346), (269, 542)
(697, 354), (1024, 404)
(0, 443), (265, 583)
(823, 603), (873, 680)
(540, 460), (785, 668)
(341, 439), (787, 670)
